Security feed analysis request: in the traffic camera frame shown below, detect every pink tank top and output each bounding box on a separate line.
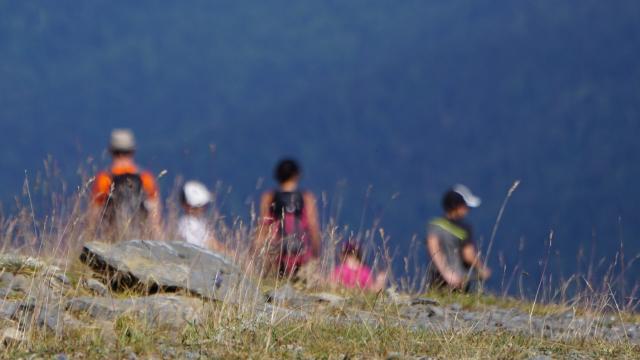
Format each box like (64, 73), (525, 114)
(331, 264), (374, 289)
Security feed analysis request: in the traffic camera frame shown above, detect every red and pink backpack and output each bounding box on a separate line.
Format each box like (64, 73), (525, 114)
(269, 191), (313, 274)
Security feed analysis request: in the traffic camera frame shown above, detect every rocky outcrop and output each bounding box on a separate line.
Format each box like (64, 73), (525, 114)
(0, 241), (263, 341)
(80, 240), (261, 304)
(266, 284), (346, 308)
(0, 243), (637, 359)
(66, 295), (203, 329)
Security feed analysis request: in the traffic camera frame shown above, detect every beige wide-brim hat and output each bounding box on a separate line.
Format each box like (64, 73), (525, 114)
(110, 129), (136, 152)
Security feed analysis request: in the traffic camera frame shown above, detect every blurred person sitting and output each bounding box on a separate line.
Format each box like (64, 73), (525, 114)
(90, 129), (162, 240)
(331, 242), (387, 292)
(177, 180), (225, 253)
(254, 159), (321, 277)
(426, 185), (491, 292)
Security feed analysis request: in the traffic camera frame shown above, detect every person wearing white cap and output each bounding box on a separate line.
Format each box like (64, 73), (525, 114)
(90, 129), (162, 240)
(426, 184), (491, 291)
(177, 181), (225, 253)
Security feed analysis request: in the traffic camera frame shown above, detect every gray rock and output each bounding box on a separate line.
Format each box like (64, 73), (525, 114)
(0, 254), (61, 274)
(310, 292), (346, 305)
(386, 352), (403, 360)
(83, 278), (109, 297)
(80, 240), (260, 304)
(386, 287), (411, 305)
(10, 274), (31, 292)
(0, 287), (13, 299)
(1, 327), (24, 347)
(52, 273), (71, 286)
(428, 305), (445, 318)
(410, 297), (440, 306)
(123, 347), (138, 360)
(266, 285), (345, 308)
(266, 284), (302, 304)
(255, 303), (308, 322)
(0, 272), (14, 288)
(462, 312), (479, 321)
(4, 291), (81, 335)
(183, 351), (200, 360)
(66, 295), (203, 328)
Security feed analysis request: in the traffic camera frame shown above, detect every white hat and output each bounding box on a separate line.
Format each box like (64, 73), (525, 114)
(110, 129), (136, 152)
(453, 184), (481, 208)
(182, 181), (211, 208)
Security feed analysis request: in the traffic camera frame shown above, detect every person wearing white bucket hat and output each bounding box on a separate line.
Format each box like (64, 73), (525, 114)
(426, 184), (491, 291)
(177, 181), (225, 252)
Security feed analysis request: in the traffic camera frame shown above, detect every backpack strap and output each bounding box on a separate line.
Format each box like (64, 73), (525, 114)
(430, 218), (468, 240)
(272, 191), (305, 217)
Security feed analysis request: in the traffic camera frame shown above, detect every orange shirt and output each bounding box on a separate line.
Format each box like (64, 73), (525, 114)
(92, 162), (158, 206)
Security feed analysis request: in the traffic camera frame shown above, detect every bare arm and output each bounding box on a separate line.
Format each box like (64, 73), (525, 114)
(140, 172), (163, 239)
(461, 243), (491, 280)
(254, 192), (274, 250)
(370, 271), (387, 292)
(146, 198), (163, 239)
(207, 235), (226, 254)
(303, 192), (321, 258)
(87, 203), (104, 238)
(427, 234), (464, 288)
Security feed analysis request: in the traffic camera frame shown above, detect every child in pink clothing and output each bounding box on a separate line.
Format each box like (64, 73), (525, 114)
(331, 242), (387, 291)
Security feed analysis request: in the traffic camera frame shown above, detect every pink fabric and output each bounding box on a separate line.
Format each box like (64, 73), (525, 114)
(331, 264), (374, 289)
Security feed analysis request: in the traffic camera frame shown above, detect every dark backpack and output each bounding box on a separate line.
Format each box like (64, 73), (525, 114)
(271, 191), (309, 255)
(104, 173), (149, 229)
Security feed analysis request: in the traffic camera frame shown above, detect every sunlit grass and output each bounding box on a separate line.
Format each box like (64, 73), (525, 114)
(0, 159), (637, 358)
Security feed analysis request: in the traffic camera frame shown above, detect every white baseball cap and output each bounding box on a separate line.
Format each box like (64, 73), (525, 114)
(453, 184), (481, 208)
(182, 181), (211, 208)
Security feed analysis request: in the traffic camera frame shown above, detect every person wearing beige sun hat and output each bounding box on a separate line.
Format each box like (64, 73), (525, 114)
(90, 129), (162, 241)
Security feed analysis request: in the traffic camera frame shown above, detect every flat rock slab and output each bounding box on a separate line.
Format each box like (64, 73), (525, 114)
(410, 297), (440, 306)
(80, 240), (261, 304)
(266, 285), (345, 308)
(66, 295), (203, 328)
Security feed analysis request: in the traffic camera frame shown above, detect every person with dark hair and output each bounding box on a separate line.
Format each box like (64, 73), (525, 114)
(426, 185), (491, 291)
(254, 158), (321, 277)
(330, 242), (387, 291)
(90, 129), (162, 240)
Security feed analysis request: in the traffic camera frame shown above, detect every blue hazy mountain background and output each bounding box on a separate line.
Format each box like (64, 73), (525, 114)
(1, 1), (639, 293)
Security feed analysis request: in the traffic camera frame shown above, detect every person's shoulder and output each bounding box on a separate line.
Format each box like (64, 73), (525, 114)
(427, 217), (448, 230)
(260, 190), (276, 201)
(138, 170), (159, 196)
(301, 190), (317, 203)
(428, 217), (447, 225)
(139, 170), (155, 180)
(430, 218), (470, 240)
(93, 171), (112, 191)
(95, 170), (111, 180)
